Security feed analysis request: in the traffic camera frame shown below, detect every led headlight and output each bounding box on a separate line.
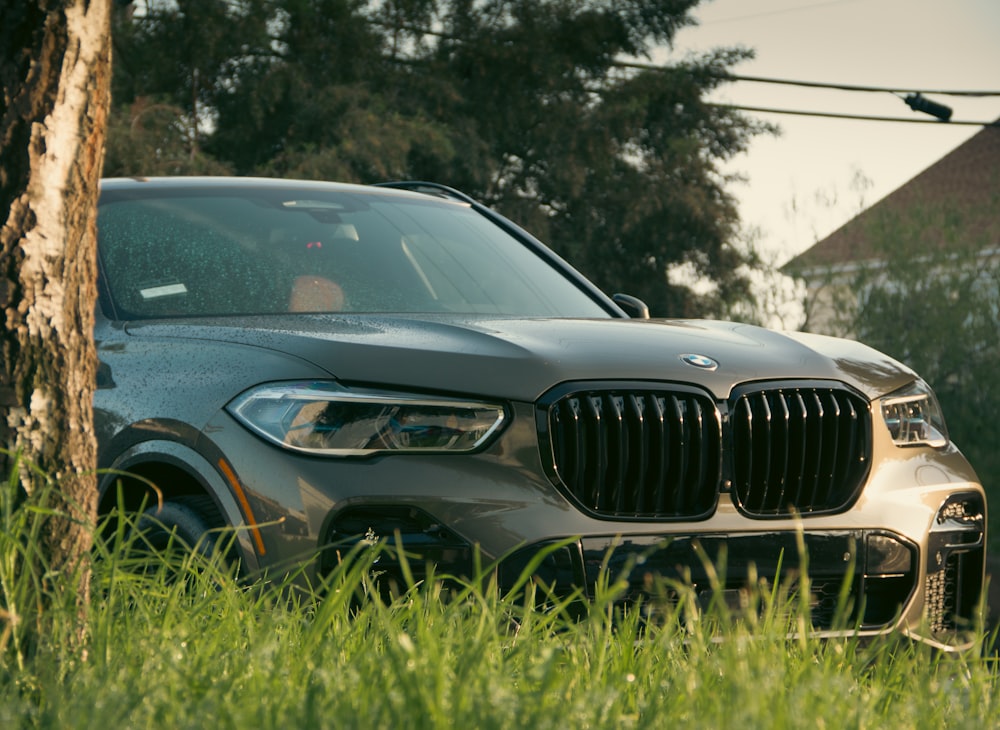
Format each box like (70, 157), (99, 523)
(228, 381), (506, 456)
(880, 380), (948, 448)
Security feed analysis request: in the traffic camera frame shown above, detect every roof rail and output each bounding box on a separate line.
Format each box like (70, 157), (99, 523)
(375, 180), (477, 205)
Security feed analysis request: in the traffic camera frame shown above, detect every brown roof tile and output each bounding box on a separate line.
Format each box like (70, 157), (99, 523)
(785, 123), (1000, 273)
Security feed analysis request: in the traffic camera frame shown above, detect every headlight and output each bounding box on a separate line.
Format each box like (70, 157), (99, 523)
(227, 381), (507, 456)
(879, 380), (948, 448)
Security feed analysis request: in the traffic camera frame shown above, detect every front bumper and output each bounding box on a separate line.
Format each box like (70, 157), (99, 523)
(319, 496), (984, 645)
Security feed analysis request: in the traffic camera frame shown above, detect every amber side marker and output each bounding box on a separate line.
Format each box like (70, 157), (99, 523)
(217, 458), (266, 556)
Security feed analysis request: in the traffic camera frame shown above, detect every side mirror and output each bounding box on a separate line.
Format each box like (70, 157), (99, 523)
(612, 293), (650, 320)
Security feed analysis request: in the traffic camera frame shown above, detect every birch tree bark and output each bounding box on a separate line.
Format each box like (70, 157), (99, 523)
(0, 1), (111, 584)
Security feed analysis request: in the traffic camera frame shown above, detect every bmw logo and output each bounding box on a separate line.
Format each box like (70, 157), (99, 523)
(680, 353), (719, 371)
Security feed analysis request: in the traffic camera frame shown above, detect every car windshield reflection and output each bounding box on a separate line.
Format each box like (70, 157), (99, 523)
(98, 187), (611, 320)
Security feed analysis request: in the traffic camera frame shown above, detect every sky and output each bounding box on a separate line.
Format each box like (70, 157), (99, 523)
(656, 0), (1000, 264)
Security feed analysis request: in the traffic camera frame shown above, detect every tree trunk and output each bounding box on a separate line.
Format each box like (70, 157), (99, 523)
(0, 1), (111, 587)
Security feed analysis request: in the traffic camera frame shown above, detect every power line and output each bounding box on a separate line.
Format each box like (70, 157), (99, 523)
(612, 60), (1000, 97)
(711, 104), (999, 126)
(724, 74), (1000, 98)
(371, 25), (1000, 100)
(370, 21), (1000, 99)
(376, 27), (1000, 122)
(616, 59), (999, 124)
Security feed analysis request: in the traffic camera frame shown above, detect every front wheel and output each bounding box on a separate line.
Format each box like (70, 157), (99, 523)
(133, 496), (234, 573)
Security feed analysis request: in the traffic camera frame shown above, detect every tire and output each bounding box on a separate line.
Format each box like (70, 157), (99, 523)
(133, 496), (232, 569)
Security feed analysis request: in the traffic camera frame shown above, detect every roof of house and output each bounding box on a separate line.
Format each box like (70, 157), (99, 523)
(784, 123), (1000, 274)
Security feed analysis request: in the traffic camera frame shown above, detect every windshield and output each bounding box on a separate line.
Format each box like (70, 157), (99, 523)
(97, 184), (612, 320)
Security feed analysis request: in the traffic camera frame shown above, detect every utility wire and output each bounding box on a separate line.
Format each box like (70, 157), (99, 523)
(373, 24), (1000, 123)
(613, 60), (1000, 97)
(724, 74), (1000, 97)
(711, 104), (999, 125)
(368, 23), (1000, 99)
(617, 60), (1000, 124)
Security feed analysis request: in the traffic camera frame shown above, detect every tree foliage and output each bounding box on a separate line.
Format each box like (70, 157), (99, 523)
(108, 0), (772, 316)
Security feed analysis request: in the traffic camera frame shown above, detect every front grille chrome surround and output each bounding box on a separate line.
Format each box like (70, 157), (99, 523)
(538, 383), (721, 520)
(539, 380), (873, 521)
(729, 383), (872, 517)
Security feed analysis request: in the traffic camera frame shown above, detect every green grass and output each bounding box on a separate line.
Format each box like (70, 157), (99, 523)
(2, 476), (999, 729)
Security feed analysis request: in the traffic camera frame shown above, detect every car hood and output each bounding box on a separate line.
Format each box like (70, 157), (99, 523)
(123, 314), (916, 402)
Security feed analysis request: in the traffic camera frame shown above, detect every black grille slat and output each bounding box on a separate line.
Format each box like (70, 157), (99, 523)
(610, 395), (628, 513)
(800, 391), (823, 508)
(552, 400), (578, 490)
(750, 392), (782, 513)
(745, 393), (775, 511)
(814, 393), (830, 504)
(773, 393), (790, 511)
(692, 398), (712, 514)
(836, 399), (858, 488)
(624, 395), (647, 511)
(825, 398), (841, 494)
(786, 392), (807, 507)
(584, 396), (604, 510)
(668, 395), (688, 515)
(649, 394), (669, 514)
(688, 398), (705, 514)
(815, 391), (836, 506)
